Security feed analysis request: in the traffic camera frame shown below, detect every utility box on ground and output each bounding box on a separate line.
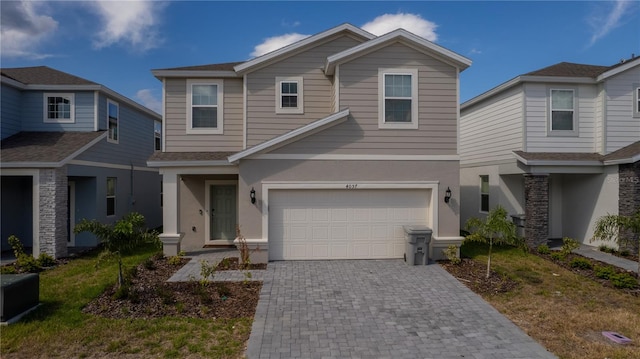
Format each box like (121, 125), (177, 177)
(1, 273), (39, 323)
(403, 225), (432, 265)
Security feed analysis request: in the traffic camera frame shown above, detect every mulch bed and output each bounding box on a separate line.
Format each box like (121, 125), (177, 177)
(439, 258), (519, 296)
(82, 256), (263, 320)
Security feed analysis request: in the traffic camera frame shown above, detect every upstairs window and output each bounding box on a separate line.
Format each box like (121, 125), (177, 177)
(379, 68), (418, 129)
(154, 120), (162, 151)
(276, 77), (304, 114)
(107, 99), (119, 143)
(480, 175), (489, 213)
(106, 177), (116, 216)
(44, 93), (74, 123)
(634, 86), (640, 118)
(187, 80), (223, 134)
(549, 89), (575, 133)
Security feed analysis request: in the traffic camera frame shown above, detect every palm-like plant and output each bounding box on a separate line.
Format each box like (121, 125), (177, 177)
(74, 212), (159, 287)
(465, 205), (520, 278)
(592, 210), (640, 278)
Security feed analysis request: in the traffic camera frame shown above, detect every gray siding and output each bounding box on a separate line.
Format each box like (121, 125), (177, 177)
(20, 91), (95, 132)
(274, 43), (459, 156)
(246, 35), (363, 147)
(1, 84), (23, 139)
(460, 85), (524, 165)
(603, 65), (640, 153)
(164, 78), (243, 152)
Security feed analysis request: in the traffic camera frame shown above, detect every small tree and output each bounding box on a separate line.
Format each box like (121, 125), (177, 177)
(74, 212), (159, 287)
(465, 205), (520, 278)
(592, 210), (640, 278)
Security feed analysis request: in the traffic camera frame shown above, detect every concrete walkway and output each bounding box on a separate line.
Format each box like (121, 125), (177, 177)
(573, 245), (638, 272)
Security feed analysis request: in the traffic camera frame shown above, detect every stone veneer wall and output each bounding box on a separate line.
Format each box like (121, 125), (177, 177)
(39, 167), (68, 259)
(618, 161), (640, 255)
(524, 174), (549, 248)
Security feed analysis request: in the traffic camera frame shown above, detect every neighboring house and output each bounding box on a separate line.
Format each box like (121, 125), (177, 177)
(148, 23), (472, 262)
(1, 66), (163, 259)
(460, 58), (640, 251)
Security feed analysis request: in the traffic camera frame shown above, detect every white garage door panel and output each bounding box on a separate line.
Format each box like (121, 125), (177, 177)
(269, 189), (430, 260)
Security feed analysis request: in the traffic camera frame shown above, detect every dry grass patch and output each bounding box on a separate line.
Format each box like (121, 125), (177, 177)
(443, 242), (640, 359)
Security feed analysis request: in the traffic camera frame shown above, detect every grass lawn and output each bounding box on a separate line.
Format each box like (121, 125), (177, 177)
(458, 242), (640, 359)
(0, 244), (251, 359)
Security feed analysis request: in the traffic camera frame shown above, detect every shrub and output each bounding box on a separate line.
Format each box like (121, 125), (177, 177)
(550, 252), (566, 261)
(610, 273), (638, 289)
(537, 244), (551, 255)
(37, 253), (56, 267)
(594, 265), (616, 280)
(16, 254), (40, 273)
(199, 259), (216, 287)
(569, 257), (593, 270)
(168, 253), (184, 266)
(143, 257), (156, 270)
(443, 245), (461, 265)
(620, 249), (631, 257)
(560, 237), (580, 255)
(598, 244), (616, 254)
(0, 266), (18, 274)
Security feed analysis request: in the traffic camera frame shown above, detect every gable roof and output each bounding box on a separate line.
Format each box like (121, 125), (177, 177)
(325, 28), (471, 75)
(0, 131), (106, 168)
(1, 66), (97, 86)
(233, 23), (375, 74)
(462, 56), (640, 110)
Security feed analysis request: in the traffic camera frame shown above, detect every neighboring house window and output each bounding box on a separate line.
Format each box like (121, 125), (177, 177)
(44, 93), (74, 123)
(107, 99), (119, 143)
(378, 68), (418, 129)
(275, 77), (304, 114)
(154, 120), (162, 151)
(634, 86), (640, 118)
(186, 79), (223, 134)
(549, 89), (575, 133)
(106, 177), (116, 216)
(480, 175), (489, 213)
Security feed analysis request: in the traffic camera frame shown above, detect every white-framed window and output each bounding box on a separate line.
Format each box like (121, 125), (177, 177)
(480, 175), (489, 213)
(378, 68), (418, 129)
(107, 99), (119, 143)
(275, 77), (304, 114)
(43, 93), (75, 123)
(549, 89), (576, 133)
(154, 120), (162, 151)
(186, 79), (223, 134)
(106, 177), (116, 216)
(634, 86), (640, 118)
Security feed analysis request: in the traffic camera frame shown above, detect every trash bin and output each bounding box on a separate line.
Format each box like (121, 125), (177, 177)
(403, 225), (432, 265)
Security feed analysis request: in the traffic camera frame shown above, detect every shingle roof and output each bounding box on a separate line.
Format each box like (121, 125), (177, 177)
(1, 131), (105, 165)
(523, 62), (611, 78)
(603, 141), (640, 162)
(147, 151), (236, 163)
(1, 66), (97, 86)
(152, 62), (243, 72)
(513, 151), (604, 162)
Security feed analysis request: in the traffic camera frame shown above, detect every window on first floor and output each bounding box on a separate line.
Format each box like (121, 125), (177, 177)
(480, 175), (489, 213)
(379, 68), (418, 129)
(44, 93), (74, 123)
(154, 120), (162, 151)
(107, 177), (116, 216)
(107, 99), (119, 143)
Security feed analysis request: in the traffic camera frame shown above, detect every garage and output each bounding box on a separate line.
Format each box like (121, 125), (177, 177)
(268, 188), (431, 260)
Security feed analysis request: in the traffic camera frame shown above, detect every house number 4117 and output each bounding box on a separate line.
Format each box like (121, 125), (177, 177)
(345, 184), (358, 189)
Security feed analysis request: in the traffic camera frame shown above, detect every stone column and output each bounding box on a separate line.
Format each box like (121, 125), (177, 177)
(524, 174), (549, 248)
(618, 161), (640, 255)
(39, 167), (68, 259)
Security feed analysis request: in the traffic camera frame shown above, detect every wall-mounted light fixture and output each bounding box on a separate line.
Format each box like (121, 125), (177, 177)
(250, 187), (256, 204)
(444, 187), (452, 203)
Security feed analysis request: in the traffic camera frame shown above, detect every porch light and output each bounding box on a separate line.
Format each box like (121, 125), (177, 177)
(444, 187), (452, 203)
(250, 187), (256, 204)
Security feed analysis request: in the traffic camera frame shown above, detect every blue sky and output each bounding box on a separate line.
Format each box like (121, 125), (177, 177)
(1, 1), (639, 114)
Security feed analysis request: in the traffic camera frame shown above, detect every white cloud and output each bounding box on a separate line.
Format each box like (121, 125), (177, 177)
(588, 0), (634, 46)
(87, 1), (166, 52)
(136, 89), (162, 114)
(469, 48), (482, 55)
(361, 13), (438, 41)
(0, 1), (58, 59)
(250, 33), (310, 57)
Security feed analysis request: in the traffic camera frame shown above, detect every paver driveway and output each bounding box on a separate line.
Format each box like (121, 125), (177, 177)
(246, 260), (556, 359)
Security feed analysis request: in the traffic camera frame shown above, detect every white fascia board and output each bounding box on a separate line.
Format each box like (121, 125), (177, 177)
(597, 58), (640, 82)
(234, 24), (375, 74)
(325, 29), (471, 75)
(151, 70), (239, 79)
(603, 153), (640, 165)
(147, 160), (236, 168)
(512, 152), (603, 167)
(253, 154), (460, 161)
(228, 109), (350, 163)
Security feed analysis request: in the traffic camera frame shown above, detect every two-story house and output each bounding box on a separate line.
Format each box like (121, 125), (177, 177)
(1, 66), (163, 259)
(460, 58), (640, 251)
(149, 23), (472, 262)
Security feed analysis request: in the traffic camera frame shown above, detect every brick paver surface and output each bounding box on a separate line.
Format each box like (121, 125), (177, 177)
(246, 260), (556, 359)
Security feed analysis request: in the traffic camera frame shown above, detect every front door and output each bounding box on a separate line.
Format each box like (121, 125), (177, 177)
(209, 184), (237, 241)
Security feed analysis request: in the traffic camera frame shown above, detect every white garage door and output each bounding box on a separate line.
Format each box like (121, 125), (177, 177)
(269, 189), (430, 260)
